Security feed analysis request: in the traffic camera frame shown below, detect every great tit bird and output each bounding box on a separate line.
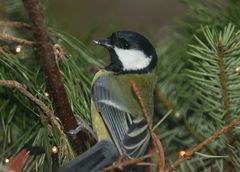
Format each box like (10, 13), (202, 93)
(58, 31), (157, 172)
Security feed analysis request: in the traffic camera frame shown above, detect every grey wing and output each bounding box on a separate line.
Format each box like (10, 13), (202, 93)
(92, 77), (150, 158)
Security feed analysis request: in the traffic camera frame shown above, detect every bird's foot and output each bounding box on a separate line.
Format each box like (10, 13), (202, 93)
(67, 115), (97, 140)
(117, 154), (125, 162)
(112, 154), (125, 170)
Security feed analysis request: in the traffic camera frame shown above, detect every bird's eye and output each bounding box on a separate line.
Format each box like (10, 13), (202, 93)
(120, 39), (130, 49)
(123, 42), (130, 49)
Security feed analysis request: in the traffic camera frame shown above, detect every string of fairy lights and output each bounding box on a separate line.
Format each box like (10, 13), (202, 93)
(15, 45), (22, 54)
(1, 44), (57, 170)
(3, 145), (59, 171)
(3, 44), (240, 171)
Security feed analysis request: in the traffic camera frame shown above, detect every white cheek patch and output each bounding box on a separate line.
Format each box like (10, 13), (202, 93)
(114, 47), (151, 71)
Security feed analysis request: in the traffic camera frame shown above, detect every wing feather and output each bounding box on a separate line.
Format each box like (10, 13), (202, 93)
(92, 76), (150, 158)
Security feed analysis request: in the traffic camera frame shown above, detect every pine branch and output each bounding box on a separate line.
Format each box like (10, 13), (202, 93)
(0, 21), (31, 29)
(0, 47), (10, 57)
(131, 81), (165, 172)
(169, 116), (240, 170)
(217, 41), (231, 122)
(100, 82), (166, 172)
(184, 123), (216, 155)
(99, 154), (153, 172)
(0, 80), (60, 132)
(131, 81), (155, 136)
(22, 0), (86, 153)
(155, 88), (176, 115)
(187, 24), (240, 170)
(0, 33), (34, 46)
(216, 41), (235, 166)
(0, 79), (74, 163)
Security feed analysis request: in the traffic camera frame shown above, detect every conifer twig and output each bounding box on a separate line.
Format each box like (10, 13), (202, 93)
(0, 80), (53, 119)
(22, 0), (86, 153)
(99, 153), (153, 172)
(0, 33), (34, 46)
(98, 82), (163, 172)
(0, 80), (64, 134)
(217, 41), (235, 147)
(0, 46), (10, 57)
(169, 117), (240, 170)
(217, 41), (231, 123)
(155, 87), (176, 114)
(0, 21), (31, 29)
(131, 81), (165, 172)
(131, 81), (155, 137)
(0, 79), (72, 160)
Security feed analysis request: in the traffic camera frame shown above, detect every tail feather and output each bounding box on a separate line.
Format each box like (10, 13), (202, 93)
(58, 140), (119, 172)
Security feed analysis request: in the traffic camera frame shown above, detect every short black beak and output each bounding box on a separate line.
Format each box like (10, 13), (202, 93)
(93, 39), (112, 48)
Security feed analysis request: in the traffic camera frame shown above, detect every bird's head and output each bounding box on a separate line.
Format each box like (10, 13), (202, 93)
(93, 31), (157, 73)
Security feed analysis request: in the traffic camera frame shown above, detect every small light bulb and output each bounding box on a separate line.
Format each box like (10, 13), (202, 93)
(175, 111), (181, 118)
(179, 150), (187, 158)
(51, 146), (58, 154)
(4, 158), (9, 163)
(44, 92), (49, 97)
(15, 45), (22, 53)
(235, 66), (240, 72)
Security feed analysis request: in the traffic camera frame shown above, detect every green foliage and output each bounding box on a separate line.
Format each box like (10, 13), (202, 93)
(186, 24), (240, 171)
(1, 0), (240, 171)
(50, 29), (104, 121)
(154, 1), (240, 171)
(0, 26), (101, 170)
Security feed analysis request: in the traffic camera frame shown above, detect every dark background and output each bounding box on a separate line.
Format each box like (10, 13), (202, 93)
(47, 0), (186, 40)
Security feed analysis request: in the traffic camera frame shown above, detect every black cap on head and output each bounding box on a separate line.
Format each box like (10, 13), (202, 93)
(94, 31), (157, 74)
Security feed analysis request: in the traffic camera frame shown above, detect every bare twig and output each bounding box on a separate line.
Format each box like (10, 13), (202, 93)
(131, 81), (165, 172)
(99, 153), (153, 172)
(131, 81), (156, 141)
(100, 82), (165, 172)
(0, 33), (34, 46)
(169, 117), (240, 170)
(22, 0), (87, 153)
(0, 21), (31, 29)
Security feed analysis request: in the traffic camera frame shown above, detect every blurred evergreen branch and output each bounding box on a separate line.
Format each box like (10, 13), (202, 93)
(0, 15), (101, 172)
(185, 24), (240, 171)
(0, 25), (100, 170)
(170, 110), (240, 170)
(155, 0), (240, 171)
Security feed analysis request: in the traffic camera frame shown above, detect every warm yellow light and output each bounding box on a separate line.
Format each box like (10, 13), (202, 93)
(44, 92), (49, 97)
(15, 45), (22, 53)
(175, 111), (181, 118)
(179, 150), (187, 158)
(51, 146), (58, 154)
(235, 66), (240, 72)
(4, 158), (9, 163)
